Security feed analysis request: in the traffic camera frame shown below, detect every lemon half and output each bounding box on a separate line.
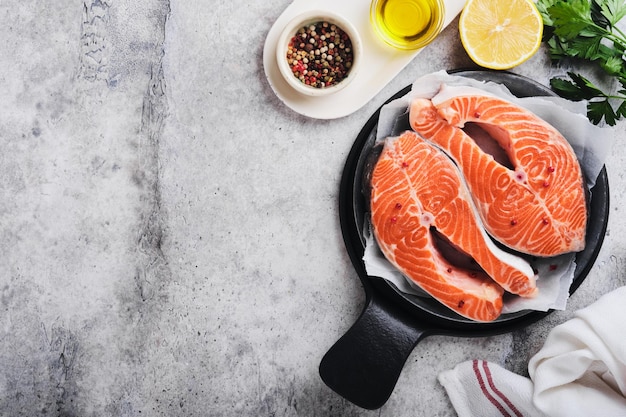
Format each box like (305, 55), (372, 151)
(459, 0), (543, 70)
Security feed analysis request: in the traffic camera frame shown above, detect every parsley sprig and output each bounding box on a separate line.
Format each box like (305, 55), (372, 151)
(537, 0), (626, 125)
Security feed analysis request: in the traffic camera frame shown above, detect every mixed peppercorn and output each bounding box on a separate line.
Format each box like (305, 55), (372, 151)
(286, 21), (354, 89)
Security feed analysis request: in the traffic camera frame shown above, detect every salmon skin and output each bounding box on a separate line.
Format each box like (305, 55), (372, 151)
(409, 91), (587, 257)
(370, 131), (538, 321)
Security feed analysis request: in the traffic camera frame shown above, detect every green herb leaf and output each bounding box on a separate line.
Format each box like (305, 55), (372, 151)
(592, 0), (611, 27)
(546, 37), (571, 60)
(600, 55), (624, 75)
(570, 36), (603, 59)
(538, 0), (626, 125)
(547, 0), (594, 39)
(568, 72), (608, 98)
(550, 78), (586, 101)
(599, 0), (626, 26)
(588, 99), (617, 125)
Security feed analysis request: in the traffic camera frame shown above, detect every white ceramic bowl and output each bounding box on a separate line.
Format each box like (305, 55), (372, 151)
(275, 10), (362, 97)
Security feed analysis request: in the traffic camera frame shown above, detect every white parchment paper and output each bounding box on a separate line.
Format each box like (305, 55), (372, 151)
(364, 71), (615, 314)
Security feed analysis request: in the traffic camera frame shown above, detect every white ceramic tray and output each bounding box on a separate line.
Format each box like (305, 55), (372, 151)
(263, 0), (466, 119)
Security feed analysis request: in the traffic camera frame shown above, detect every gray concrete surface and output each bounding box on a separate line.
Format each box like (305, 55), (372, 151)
(1, 1), (625, 416)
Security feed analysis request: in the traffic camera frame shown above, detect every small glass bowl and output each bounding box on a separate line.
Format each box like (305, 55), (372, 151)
(370, 0), (445, 50)
(275, 10), (362, 97)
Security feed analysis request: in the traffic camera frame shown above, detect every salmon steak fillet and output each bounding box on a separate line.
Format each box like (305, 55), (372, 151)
(370, 131), (538, 321)
(409, 91), (587, 257)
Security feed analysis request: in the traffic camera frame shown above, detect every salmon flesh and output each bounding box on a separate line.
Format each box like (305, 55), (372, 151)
(409, 92), (587, 257)
(370, 131), (539, 322)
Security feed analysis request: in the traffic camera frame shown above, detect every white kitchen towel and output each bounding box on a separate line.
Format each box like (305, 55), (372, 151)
(438, 286), (626, 417)
(438, 359), (545, 417)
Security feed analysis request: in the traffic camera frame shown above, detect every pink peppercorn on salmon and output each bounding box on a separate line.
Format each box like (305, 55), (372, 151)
(370, 131), (538, 321)
(409, 92), (587, 257)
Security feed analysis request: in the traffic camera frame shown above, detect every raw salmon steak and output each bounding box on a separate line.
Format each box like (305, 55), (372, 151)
(409, 90), (587, 257)
(370, 131), (538, 321)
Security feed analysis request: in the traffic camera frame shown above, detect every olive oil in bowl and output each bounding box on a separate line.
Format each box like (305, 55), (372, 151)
(370, 0), (445, 50)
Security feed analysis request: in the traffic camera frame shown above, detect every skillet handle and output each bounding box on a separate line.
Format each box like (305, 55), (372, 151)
(319, 289), (430, 410)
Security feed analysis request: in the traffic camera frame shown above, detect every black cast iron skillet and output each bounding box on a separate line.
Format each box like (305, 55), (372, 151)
(319, 70), (610, 410)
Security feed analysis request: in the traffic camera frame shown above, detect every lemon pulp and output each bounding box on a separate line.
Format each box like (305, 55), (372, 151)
(459, 0), (543, 69)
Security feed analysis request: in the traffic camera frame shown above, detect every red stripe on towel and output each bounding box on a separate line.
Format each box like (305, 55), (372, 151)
(472, 360), (512, 417)
(482, 361), (524, 417)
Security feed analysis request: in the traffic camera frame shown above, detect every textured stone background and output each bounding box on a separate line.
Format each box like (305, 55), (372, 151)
(1, 1), (625, 416)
